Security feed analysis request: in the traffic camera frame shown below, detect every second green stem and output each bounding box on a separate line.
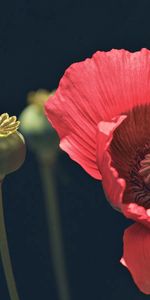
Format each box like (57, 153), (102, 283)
(39, 159), (70, 300)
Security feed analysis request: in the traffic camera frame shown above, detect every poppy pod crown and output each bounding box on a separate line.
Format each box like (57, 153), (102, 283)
(0, 113), (26, 180)
(0, 113), (20, 137)
(45, 48), (150, 294)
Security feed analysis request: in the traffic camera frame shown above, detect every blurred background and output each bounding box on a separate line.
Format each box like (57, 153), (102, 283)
(0, 1), (150, 299)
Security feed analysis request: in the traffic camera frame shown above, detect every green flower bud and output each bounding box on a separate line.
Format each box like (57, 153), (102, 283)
(0, 113), (26, 180)
(19, 90), (59, 163)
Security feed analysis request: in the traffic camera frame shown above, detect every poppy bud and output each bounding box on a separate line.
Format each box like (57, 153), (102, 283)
(0, 113), (26, 180)
(19, 89), (59, 163)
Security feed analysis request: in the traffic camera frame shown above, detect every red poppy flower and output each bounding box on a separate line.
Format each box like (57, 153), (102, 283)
(45, 49), (150, 294)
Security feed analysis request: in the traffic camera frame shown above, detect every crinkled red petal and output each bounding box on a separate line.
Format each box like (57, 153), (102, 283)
(121, 223), (150, 294)
(96, 115), (127, 209)
(121, 203), (150, 229)
(45, 49), (150, 180)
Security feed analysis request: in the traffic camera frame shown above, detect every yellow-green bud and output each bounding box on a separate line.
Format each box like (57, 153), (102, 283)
(0, 113), (26, 180)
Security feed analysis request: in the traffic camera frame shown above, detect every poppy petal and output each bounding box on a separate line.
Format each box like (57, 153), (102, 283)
(121, 223), (150, 294)
(60, 133), (101, 179)
(45, 49), (150, 179)
(121, 202), (150, 229)
(96, 115), (127, 209)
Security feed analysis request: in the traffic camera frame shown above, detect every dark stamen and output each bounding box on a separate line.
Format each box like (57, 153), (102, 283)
(139, 153), (150, 188)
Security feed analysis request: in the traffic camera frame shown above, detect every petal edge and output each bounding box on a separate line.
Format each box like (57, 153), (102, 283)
(121, 223), (150, 295)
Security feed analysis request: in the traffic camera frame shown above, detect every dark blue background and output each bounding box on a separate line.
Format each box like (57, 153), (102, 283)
(0, 1), (150, 299)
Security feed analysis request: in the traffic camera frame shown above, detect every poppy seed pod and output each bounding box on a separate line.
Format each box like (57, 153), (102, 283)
(0, 113), (26, 180)
(19, 90), (58, 163)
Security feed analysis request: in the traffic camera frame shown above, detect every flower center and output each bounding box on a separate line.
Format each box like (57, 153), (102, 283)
(124, 145), (150, 209)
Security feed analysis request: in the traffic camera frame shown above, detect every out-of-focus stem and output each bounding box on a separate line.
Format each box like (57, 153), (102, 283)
(0, 182), (20, 300)
(38, 158), (70, 300)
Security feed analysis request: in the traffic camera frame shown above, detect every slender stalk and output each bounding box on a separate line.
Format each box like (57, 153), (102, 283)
(0, 182), (20, 300)
(38, 158), (70, 300)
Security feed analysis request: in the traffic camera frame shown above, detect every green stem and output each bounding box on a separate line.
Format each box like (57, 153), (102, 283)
(38, 159), (71, 300)
(0, 182), (20, 300)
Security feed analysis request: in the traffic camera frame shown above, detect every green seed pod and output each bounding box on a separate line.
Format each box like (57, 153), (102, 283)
(0, 113), (26, 180)
(19, 90), (59, 163)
